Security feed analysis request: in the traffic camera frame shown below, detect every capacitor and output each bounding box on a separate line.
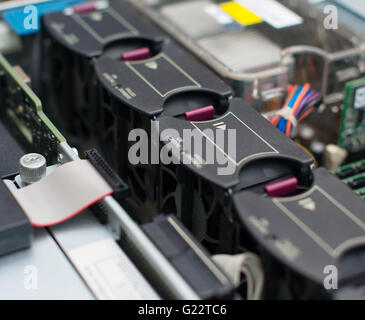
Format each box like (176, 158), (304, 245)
(298, 125), (315, 149)
(19, 153), (47, 184)
(310, 141), (325, 166)
(324, 144), (348, 170)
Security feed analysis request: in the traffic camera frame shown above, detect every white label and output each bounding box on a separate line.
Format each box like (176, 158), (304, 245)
(204, 4), (234, 25)
(236, 0), (303, 29)
(68, 238), (160, 300)
(354, 87), (365, 109)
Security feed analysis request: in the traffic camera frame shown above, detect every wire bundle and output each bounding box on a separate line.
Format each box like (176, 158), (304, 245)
(270, 84), (322, 137)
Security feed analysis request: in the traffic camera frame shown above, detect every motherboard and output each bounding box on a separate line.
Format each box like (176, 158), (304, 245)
(0, 0), (365, 301)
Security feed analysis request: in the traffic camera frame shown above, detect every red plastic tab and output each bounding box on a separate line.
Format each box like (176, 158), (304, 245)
(265, 177), (298, 197)
(122, 47), (151, 61)
(73, 2), (97, 14)
(185, 105), (215, 121)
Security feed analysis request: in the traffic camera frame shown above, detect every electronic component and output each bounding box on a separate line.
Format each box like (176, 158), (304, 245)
(93, 37), (231, 180)
(342, 173), (365, 197)
(333, 158), (365, 200)
(0, 54), (65, 163)
(131, 0), (365, 110)
(19, 153), (47, 184)
(42, 1), (313, 227)
(339, 78), (365, 154)
(84, 148), (129, 203)
(142, 215), (234, 299)
(37, 0), (365, 300)
(234, 168), (365, 298)
(41, 0), (316, 281)
(308, 140), (325, 166)
(41, 0), (232, 214)
(41, 0), (167, 140)
(0, 44), (212, 300)
(268, 84), (322, 138)
(156, 98), (313, 251)
(8, 159), (113, 227)
(324, 144), (348, 170)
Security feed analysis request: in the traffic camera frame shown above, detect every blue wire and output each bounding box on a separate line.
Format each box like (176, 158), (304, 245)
(278, 118), (286, 133)
(277, 86), (304, 133)
(288, 86), (303, 108)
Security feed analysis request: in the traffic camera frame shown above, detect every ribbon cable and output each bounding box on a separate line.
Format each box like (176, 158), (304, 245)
(9, 160), (113, 227)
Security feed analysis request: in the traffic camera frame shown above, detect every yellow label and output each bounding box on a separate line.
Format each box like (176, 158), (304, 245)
(220, 1), (263, 26)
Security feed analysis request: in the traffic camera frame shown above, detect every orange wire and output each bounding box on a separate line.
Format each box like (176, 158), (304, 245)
(291, 84), (311, 115)
(298, 106), (315, 122)
(270, 85), (298, 126)
(285, 83), (311, 136)
(270, 116), (279, 126)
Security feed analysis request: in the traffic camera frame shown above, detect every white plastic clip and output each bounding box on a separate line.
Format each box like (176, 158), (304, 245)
(276, 106), (298, 128)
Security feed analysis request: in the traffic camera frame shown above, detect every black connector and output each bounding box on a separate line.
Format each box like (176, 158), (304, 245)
(84, 149), (129, 203)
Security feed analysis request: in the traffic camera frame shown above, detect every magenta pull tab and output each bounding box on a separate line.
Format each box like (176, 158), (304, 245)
(73, 2), (98, 14)
(71, 1), (108, 14)
(122, 47), (151, 61)
(265, 177), (298, 198)
(66, 1), (108, 15)
(185, 105), (215, 121)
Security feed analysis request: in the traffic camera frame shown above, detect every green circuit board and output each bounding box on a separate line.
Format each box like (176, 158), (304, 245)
(339, 78), (365, 152)
(0, 54), (65, 163)
(356, 186), (365, 200)
(332, 158), (365, 199)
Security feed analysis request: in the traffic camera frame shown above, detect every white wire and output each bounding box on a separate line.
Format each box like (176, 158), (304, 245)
(212, 252), (265, 300)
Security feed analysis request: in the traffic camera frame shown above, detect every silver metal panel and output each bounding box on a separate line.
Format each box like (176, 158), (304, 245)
(198, 31), (282, 72)
(160, 0), (223, 39)
(0, 227), (94, 300)
(49, 210), (160, 300)
(335, 0), (365, 20)
(48, 210), (114, 251)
